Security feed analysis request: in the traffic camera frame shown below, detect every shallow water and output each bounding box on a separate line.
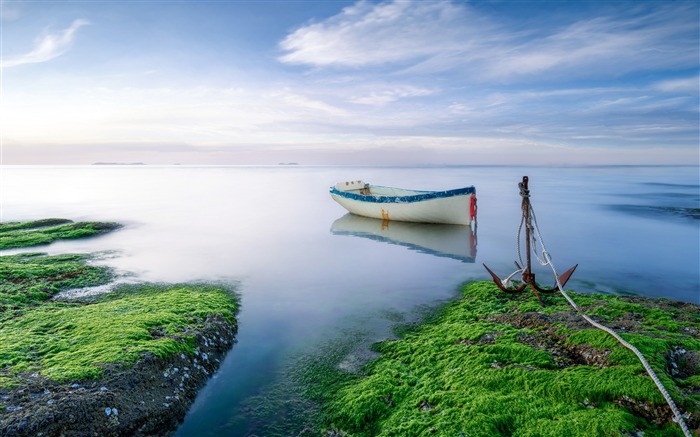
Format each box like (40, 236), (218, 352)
(1, 165), (698, 435)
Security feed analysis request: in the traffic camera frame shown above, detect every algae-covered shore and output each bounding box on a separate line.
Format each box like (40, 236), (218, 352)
(0, 219), (239, 436)
(2, 219), (699, 437)
(306, 282), (699, 436)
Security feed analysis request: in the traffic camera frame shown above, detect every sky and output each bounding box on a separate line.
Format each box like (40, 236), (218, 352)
(1, 0), (698, 165)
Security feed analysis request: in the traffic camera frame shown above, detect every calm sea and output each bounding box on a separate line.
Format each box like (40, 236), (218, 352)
(1, 165), (698, 435)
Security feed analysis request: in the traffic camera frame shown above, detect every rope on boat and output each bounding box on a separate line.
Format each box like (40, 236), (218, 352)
(523, 201), (692, 437)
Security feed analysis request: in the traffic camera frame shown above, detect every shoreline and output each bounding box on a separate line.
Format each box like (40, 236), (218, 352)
(0, 220), (240, 436)
(306, 281), (700, 436)
(2, 218), (698, 435)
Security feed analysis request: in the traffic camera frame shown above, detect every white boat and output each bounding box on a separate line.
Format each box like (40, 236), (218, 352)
(329, 180), (476, 225)
(331, 214), (476, 263)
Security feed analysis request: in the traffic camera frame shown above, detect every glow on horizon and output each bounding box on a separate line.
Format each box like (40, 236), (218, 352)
(1, 0), (698, 165)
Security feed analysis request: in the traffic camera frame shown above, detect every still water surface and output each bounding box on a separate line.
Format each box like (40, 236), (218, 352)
(1, 165), (698, 435)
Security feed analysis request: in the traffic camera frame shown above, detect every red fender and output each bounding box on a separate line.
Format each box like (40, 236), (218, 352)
(469, 194), (477, 223)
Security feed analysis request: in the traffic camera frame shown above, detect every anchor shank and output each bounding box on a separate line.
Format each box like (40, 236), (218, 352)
(521, 176), (533, 279)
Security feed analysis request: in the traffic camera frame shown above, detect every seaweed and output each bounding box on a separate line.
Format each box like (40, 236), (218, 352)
(314, 282), (700, 436)
(0, 220), (122, 250)
(0, 219), (239, 389)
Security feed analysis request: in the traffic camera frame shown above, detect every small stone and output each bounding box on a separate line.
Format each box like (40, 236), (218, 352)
(105, 407), (112, 416)
(100, 386), (108, 391)
(180, 353), (186, 360)
(71, 383), (80, 388)
(163, 403), (170, 408)
(113, 408), (118, 416)
(47, 399), (54, 405)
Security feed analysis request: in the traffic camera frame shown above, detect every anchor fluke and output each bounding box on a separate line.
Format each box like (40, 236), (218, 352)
(483, 263), (526, 293)
(553, 264), (578, 291)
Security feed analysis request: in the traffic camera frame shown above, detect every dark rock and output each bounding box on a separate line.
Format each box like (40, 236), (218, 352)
(0, 315), (236, 436)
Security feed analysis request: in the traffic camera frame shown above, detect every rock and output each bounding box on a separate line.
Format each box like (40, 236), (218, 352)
(0, 314), (237, 436)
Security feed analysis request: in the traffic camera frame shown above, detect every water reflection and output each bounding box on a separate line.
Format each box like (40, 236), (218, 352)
(330, 213), (477, 263)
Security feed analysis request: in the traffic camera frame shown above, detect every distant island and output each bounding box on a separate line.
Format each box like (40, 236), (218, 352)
(92, 162), (146, 165)
(278, 162), (299, 166)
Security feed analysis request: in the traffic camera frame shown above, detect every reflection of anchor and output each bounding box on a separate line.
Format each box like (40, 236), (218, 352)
(483, 176), (577, 306)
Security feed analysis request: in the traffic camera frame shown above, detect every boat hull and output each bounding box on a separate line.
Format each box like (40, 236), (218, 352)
(330, 182), (476, 226)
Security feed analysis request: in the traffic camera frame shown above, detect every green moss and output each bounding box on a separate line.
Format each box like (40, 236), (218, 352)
(0, 219), (239, 389)
(0, 220), (121, 250)
(0, 284), (238, 384)
(315, 281), (700, 436)
(0, 218), (73, 232)
(0, 252), (114, 318)
(685, 376), (700, 388)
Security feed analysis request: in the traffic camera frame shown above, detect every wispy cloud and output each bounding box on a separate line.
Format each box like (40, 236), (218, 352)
(653, 76), (700, 94)
(2, 19), (89, 69)
(483, 11), (698, 80)
(279, 0), (698, 82)
(348, 84), (433, 105)
(279, 1), (498, 68)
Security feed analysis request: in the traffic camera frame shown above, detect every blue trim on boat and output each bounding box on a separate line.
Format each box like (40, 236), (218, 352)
(329, 185), (475, 203)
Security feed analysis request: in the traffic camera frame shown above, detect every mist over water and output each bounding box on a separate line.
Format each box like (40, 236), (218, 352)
(1, 165), (698, 435)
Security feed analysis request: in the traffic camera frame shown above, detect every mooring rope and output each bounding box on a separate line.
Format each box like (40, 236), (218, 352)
(524, 203), (692, 437)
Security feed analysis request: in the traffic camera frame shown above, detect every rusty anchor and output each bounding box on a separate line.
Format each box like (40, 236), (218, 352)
(483, 176), (577, 306)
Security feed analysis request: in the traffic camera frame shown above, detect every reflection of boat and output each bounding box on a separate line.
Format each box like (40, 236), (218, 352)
(330, 180), (477, 225)
(331, 214), (477, 263)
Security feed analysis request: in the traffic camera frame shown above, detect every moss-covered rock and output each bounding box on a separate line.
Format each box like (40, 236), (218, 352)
(0, 219), (240, 436)
(318, 282), (700, 436)
(0, 252), (114, 318)
(0, 283), (238, 385)
(0, 219), (121, 250)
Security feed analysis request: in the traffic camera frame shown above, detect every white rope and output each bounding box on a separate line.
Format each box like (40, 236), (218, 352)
(517, 214), (525, 269)
(529, 207), (549, 266)
(527, 206), (692, 437)
(502, 268), (523, 289)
